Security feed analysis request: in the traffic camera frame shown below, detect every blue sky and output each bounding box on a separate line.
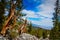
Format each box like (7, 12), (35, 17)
(22, 0), (56, 30)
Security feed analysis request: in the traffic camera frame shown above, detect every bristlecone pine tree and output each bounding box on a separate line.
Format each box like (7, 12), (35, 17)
(0, 0), (26, 37)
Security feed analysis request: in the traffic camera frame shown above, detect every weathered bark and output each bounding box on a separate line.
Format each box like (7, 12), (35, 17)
(18, 24), (23, 34)
(18, 19), (27, 34)
(1, 1), (16, 35)
(1, 0), (23, 36)
(10, 15), (17, 29)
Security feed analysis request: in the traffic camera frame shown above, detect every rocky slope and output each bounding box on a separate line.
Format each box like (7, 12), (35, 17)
(17, 33), (39, 40)
(0, 33), (49, 40)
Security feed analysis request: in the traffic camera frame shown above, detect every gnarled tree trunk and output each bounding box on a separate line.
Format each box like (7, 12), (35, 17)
(18, 19), (27, 34)
(1, 1), (16, 35)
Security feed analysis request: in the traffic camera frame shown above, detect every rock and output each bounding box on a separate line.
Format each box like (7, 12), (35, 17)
(0, 35), (6, 40)
(39, 37), (49, 40)
(17, 33), (39, 40)
(0, 33), (49, 40)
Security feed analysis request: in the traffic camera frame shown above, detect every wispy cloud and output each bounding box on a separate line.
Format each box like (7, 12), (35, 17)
(31, 18), (53, 29)
(21, 9), (38, 18)
(22, 0), (56, 29)
(36, 0), (56, 18)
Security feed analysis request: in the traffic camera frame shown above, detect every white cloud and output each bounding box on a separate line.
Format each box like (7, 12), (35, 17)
(36, 0), (56, 18)
(36, 0), (56, 29)
(21, 0), (57, 29)
(31, 18), (53, 29)
(44, 0), (56, 5)
(21, 9), (39, 18)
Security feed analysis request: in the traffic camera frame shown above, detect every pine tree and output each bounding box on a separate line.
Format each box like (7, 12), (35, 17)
(27, 22), (32, 33)
(0, 0), (6, 31)
(0, 0), (25, 36)
(50, 0), (60, 40)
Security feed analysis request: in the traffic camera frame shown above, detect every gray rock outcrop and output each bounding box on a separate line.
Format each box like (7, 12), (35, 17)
(17, 33), (39, 40)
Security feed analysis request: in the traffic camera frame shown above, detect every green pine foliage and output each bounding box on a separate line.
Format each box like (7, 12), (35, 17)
(27, 23), (50, 38)
(0, 0), (6, 31)
(50, 0), (60, 40)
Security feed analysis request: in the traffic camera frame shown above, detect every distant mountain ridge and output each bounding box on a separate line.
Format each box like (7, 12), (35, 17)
(32, 24), (52, 30)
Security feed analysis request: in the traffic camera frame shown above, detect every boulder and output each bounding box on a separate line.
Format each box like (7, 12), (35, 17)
(17, 33), (39, 40)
